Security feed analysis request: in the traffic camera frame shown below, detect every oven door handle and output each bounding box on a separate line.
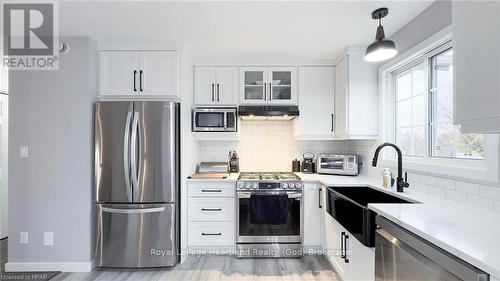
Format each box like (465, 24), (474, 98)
(237, 191), (302, 199)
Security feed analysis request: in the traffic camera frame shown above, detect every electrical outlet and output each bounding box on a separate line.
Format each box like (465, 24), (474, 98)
(19, 146), (29, 158)
(20, 232), (28, 244)
(43, 232), (54, 246)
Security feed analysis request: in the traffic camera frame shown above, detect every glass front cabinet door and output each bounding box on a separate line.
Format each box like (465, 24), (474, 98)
(240, 67), (297, 104)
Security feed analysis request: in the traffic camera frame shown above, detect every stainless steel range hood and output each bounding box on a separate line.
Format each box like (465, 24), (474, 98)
(238, 106), (299, 120)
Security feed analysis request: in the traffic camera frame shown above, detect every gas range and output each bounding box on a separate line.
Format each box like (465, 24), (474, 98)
(237, 172), (303, 191)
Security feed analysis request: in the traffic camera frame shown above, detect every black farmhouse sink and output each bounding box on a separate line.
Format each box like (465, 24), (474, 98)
(325, 185), (415, 247)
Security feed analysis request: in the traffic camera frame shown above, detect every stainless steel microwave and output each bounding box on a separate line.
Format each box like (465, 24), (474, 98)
(192, 107), (237, 132)
(316, 154), (359, 176)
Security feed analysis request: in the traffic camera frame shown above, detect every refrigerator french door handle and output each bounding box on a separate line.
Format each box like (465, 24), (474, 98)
(123, 110), (133, 201)
(130, 111), (140, 200)
(102, 206), (165, 214)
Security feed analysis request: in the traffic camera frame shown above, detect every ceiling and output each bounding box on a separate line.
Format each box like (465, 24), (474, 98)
(59, 1), (435, 61)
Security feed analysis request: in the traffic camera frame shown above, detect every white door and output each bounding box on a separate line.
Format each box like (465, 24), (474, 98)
(269, 67), (297, 104)
(194, 67), (217, 105)
(240, 67), (267, 104)
(334, 56), (349, 138)
(139, 51), (179, 96)
(296, 67), (335, 139)
(0, 94), (8, 239)
(99, 51), (139, 96)
(304, 184), (323, 247)
(215, 67), (239, 105)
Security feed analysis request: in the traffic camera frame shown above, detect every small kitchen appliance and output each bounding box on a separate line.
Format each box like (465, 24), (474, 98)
(192, 107), (237, 132)
(228, 151), (240, 173)
(316, 154), (359, 176)
(301, 153), (315, 173)
(292, 159), (301, 172)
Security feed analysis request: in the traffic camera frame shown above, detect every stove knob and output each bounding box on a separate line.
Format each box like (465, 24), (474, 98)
(289, 183), (296, 189)
(252, 183), (258, 189)
(237, 182), (244, 190)
(282, 183), (288, 189)
(296, 183), (303, 189)
(245, 183), (252, 189)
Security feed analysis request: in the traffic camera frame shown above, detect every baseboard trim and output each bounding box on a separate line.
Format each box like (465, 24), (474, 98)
(5, 262), (93, 272)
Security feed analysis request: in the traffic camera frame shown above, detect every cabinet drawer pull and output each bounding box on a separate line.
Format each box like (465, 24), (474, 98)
(139, 70), (143, 91)
(341, 232), (349, 263)
(318, 187), (323, 208)
(201, 232), (222, 236)
(201, 208), (222, 211)
(201, 189), (222, 193)
(217, 83), (220, 101)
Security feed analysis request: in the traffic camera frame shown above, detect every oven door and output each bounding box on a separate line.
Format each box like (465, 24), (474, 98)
(318, 155), (347, 174)
(237, 191), (302, 243)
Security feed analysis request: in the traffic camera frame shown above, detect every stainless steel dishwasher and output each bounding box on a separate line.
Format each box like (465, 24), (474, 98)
(375, 216), (489, 281)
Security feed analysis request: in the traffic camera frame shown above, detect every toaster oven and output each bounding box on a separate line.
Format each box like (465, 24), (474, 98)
(316, 154), (359, 176)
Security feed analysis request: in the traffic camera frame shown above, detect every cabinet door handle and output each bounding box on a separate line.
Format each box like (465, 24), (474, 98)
(201, 232), (222, 236)
(211, 83), (215, 101)
(318, 187), (322, 209)
(341, 232), (349, 263)
(139, 70), (143, 92)
(217, 83), (220, 102)
(201, 208), (222, 212)
(263, 82), (266, 101)
(331, 114), (334, 132)
(133, 70), (137, 92)
(268, 83), (272, 100)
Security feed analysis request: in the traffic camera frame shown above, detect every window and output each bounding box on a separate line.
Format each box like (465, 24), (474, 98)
(393, 43), (485, 160)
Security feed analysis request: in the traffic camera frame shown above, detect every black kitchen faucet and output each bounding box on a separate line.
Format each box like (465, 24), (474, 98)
(372, 142), (409, 192)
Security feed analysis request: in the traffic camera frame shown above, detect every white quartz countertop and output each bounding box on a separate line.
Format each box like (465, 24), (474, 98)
(295, 172), (500, 278)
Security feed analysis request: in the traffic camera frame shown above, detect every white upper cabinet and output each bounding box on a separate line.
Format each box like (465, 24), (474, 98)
(294, 66), (335, 140)
(334, 49), (378, 139)
(99, 50), (179, 98)
(240, 67), (297, 104)
(99, 51), (139, 96)
(453, 1), (500, 133)
(194, 66), (239, 105)
(139, 51), (179, 96)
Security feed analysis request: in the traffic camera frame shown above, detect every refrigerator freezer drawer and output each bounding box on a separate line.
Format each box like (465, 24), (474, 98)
(96, 203), (179, 268)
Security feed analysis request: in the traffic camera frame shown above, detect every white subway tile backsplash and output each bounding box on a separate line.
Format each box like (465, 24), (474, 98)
(410, 182), (428, 193)
(445, 190), (467, 203)
(435, 178), (456, 190)
(428, 186), (446, 199)
(479, 185), (500, 201)
(420, 175), (437, 186)
(467, 195), (495, 212)
(455, 181), (480, 195)
(494, 200), (500, 213)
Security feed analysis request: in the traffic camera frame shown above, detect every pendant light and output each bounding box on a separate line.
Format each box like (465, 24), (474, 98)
(365, 8), (398, 62)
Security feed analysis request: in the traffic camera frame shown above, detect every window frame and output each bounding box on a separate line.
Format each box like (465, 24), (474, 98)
(378, 26), (499, 183)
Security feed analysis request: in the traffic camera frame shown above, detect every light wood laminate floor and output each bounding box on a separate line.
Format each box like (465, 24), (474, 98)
(53, 255), (339, 281)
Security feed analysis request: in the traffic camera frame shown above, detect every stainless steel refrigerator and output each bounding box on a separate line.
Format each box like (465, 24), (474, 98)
(94, 101), (180, 268)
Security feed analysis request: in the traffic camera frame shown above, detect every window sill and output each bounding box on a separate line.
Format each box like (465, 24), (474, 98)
(378, 156), (497, 184)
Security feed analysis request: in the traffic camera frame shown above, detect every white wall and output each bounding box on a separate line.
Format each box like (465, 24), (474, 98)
(351, 1), (500, 214)
(199, 120), (352, 172)
(7, 37), (97, 271)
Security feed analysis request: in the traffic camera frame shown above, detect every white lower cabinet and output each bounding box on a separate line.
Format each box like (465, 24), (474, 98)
(321, 186), (374, 281)
(304, 183), (324, 248)
(187, 181), (236, 250)
(188, 222), (234, 247)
